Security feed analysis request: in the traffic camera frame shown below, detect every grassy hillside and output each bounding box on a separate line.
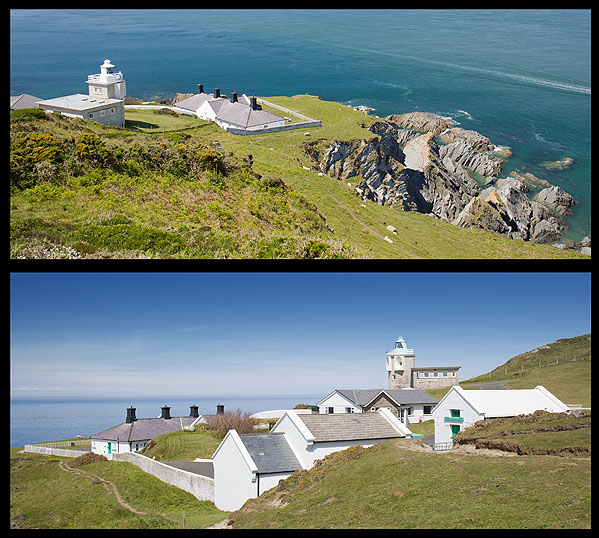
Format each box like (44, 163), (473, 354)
(10, 450), (226, 529)
(140, 428), (222, 461)
(227, 438), (590, 529)
(10, 99), (587, 259)
(463, 334), (591, 406)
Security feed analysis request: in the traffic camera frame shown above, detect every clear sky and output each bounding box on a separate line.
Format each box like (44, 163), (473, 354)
(10, 272), (591, 400)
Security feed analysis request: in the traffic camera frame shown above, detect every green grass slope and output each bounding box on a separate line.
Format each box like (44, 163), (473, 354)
(10, 99), (586, 259)
(10, 451), (226, 529)
(227, 439), (590, 529)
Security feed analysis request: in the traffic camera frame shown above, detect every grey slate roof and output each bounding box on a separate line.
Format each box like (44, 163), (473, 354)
(238, 433), (303, 474)
(91, 416), (196, 442)
(10, 93), (43, 110)
(297, 413), (404, 443)
(175, 92), (214, 111)
(336, 389), (439, 407)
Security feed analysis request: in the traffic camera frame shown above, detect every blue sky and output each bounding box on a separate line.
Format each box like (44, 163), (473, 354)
(10, 272), (591, 399)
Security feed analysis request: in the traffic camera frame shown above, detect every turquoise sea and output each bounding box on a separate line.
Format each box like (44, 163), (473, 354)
(10, 9), (591, 241)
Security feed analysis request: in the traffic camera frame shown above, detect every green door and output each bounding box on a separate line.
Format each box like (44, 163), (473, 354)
(451, 424), (461, 437)
(107, 442), (112, 455)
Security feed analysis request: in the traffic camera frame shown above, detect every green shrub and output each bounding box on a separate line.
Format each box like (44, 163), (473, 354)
(10, 107), (47, 121)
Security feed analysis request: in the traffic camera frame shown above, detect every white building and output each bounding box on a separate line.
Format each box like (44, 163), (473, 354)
(431, 385), (571, 445)
(176, 84), (286, 133)
(212, 409), (412, 511)
(37, 59), (126, 127)
(316, 388), (439, 424)
(387, 336), (460, 390)
(91, 405), (203, 458)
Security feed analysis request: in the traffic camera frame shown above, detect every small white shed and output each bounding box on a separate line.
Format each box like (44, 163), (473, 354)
(432, 385), (570, 445)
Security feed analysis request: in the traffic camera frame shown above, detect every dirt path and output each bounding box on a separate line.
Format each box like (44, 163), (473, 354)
(58, 460), (148, 515)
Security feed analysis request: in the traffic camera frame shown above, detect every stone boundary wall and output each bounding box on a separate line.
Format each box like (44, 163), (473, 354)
(111, 452), (214, 502)
(23, 445), (90, 458)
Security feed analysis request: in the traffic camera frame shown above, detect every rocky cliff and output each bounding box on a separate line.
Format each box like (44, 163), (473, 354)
(309, 112), (576, 245)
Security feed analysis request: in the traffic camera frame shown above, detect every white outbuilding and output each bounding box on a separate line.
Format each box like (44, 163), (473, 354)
(431, 385), (570, 446)
(212, 408), (413, 511)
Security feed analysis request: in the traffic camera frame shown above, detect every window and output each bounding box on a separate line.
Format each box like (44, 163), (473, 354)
(434, 372), (438, 377)
(89, 113), (94, 118)
(345, 407), (354, 414)
(424, 372), (429, 378)
(407, 407), (413, 415)
(443, 371), (448, 377)
(326, 407), (334, 414)
(423, 406), (432, 414)
(450, 409), (461, 418)
(95, 88), (102, 94)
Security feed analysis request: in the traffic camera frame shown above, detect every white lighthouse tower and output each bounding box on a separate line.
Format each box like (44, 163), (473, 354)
(86, 59), (126, 100)
(386, 336), (416, 390)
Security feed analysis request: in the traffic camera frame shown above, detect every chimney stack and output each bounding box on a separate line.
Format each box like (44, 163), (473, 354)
(126, 407), (137, 423)
(214, 88), (221, 99)
(189, 405), (199, 418)
(230, 91), (238, 103)
(216, 404), (225, 415)
(249, 96), (258, 110)
(197, 83), (204, 94)
(160, 405), (171, 420)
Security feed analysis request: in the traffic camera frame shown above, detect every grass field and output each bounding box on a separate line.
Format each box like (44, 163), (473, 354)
(10, 450), (227, 529)
(227, 439), (591, 529)
(10, 99), (587, 259)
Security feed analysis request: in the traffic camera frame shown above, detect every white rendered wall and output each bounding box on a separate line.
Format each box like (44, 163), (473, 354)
(213, 434), (258, 511)
(317, 392), (362, 414)
(432, 390), (481, 444)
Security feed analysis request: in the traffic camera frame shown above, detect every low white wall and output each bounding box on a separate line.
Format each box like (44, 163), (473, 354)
(111, 452), (214, 502)
(23, 445), (90, 458)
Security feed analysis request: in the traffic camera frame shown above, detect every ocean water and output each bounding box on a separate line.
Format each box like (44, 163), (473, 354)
(10, 395), (320, 448)
(10, 9), (590, 241)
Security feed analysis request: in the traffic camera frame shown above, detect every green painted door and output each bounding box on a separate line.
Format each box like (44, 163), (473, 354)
(107, 442), (112, 454)
(451, 424), (461, 437)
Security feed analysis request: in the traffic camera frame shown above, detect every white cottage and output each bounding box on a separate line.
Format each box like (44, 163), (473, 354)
(317, 388), (439, 424)
(431, 385), (570, 445)
(91, 405), (203, 458)
(176, 84), (285, 133)
(212, 409), (412, 511)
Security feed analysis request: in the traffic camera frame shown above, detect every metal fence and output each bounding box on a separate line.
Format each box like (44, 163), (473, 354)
(433, 441), (454, 452)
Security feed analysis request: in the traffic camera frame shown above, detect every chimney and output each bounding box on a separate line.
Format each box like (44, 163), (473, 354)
(230, 91), (238, 103)
(189, 405), (199, 418)
(249, 96), (258, 110)
(214, 88), (221, 99)
(197, 83), (204, 94)
(216, 404), (225, 415)
(160, 405), (171, 420)
(126, 407), (137, 423)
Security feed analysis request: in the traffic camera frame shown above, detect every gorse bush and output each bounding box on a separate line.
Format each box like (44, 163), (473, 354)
(204, 410), (257, 439)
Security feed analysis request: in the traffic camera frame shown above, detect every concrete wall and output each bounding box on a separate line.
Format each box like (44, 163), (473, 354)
(111, 452), (214, 502)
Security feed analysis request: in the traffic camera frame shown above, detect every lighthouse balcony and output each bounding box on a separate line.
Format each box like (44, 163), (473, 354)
(87, 72), (124, 83)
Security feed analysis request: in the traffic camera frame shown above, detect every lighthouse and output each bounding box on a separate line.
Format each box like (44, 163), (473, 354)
(86, 59), (126, 100)
(386, 336), (416, 390)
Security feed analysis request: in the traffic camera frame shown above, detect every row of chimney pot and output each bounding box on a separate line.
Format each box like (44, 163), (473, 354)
(125, 404), (224, 423)
(197, 83), (258, 110)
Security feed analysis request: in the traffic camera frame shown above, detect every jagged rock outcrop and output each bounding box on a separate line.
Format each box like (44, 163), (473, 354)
(534, 185), (576, 216)
(385, 112), (453, 135)
(310, 113), (575, 245)
(438, 127), (491, 152)
(438, 141), (503, 183)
